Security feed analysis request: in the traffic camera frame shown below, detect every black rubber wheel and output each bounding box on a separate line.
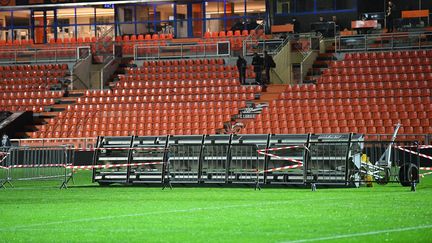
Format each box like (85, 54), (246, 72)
(399, 163), (419, 187)
(376, 167), (390, 185)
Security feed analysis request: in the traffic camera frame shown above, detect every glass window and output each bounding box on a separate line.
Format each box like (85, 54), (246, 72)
(276, 0), (292, 14)
(226, 0), (244, 31)
(95, 7), (114, 24)
(206, 1), (224, 19)
(118, 6), (135, 36)
(155, 4), (174, 35)
(57, 8), (76, 40)
(317, 0), (334, 11)
(246, 0), (265, 17)
(156, 4), (174, 21)
(191, 3), (203, 37)
(226, 0), (245, 17)
(76, 8), (94, 39)
(45, 10), (55, 41)
(176, 4), (188, 38)
(136, 5), (153, 35)
(12, 10), (30, 41)
(205, 1), (225, 33)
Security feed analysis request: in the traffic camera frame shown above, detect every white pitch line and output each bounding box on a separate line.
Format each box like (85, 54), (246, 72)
(0, 200), (293, 231)
(284, 224), (432, 243)
(0, 197), (344, 232)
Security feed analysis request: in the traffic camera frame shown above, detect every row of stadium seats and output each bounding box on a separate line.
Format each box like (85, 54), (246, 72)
(325, 64), (432, 75)
(126, 64), (238, 74)
(320, 73), (432, 83)
(0, 84), (49, 91)
(115, 34), (174, 42)
(79, 87), (257, 101)
(0, 64), (68, 71)
(142, 58), (225, 67)
(51, 112), (236, 126)
(0, 70), (68, 79)
(75, 93), (255, 104)
(36, 127), (219, 138)
(63, 101), (247, 114)
(0, 91), (64, 99)
(344, 50), (432, 60)
(118, 72), (246, 81)
(242, 126), (432, 136)
(331, 58), (432, 68)
(279, 89), (431, 99)
(114, 79), (251, 90)
(0, 77), (60, 86)
(204, 29), (257, 38)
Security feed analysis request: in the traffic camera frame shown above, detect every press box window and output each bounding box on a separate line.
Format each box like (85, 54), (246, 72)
(276, 0), (292, 14)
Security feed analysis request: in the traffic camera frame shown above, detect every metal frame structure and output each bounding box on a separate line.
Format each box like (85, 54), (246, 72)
(133, 41), (231, 60)
(335, 31), (432, 52)
(91, 133), (421, 188)
(0, 145), (73, 189)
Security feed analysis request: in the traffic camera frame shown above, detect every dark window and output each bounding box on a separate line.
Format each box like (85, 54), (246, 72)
(296, 0), (314, 12)
(317, 0), (334, 11)
(336, 0), (354, 10)
(124, 8), (133, 22)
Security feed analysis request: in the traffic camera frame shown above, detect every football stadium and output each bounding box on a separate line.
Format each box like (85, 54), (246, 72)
(0, 0), (431, 241)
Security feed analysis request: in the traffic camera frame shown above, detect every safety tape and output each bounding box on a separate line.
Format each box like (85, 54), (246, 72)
(420, 167), (432, 171)
(260, 145), (303, 152)
(397, 145), (432, 149)
(395, 146), (432, 161)
(257, 145), (305, 173)
(74, 147), (167, 152)
(6, 163), (70, 169)
(65, 162), (166, 170)
(0, 162), (166, 170)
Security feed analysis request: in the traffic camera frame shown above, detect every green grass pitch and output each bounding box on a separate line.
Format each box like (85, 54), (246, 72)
(0, 172), (431, 242)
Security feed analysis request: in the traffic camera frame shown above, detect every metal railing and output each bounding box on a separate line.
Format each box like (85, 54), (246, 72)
(100, 56), (118, 90)
(335, 31), (432, 52)
(243, 39), (284, 56)
(0, 46), (91, 64)
(0, 145), (73, 189)
(134, 41), (231, 60)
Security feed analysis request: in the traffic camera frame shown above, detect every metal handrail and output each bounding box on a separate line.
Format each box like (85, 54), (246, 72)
(134, 41), (231, 60)
(335, 31), (432, 52)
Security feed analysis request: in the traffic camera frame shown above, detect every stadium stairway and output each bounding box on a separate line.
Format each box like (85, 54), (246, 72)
(25, 90), (85, 138)
(303, 53), (336, 84)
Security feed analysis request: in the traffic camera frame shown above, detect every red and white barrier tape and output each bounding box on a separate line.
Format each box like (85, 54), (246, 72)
(0, 162), (165, 170)
(262, 164), (302, 173)
(74, 147), (167, 152)
(257, 145), (305, 173)
(395, 146), (432, 161)
(397, 145), (432, 149)
(7, 163), (70, 169)
(420, 167), (432, 171)
(260, 145), (303, 152)
(66, 162), (165, 170)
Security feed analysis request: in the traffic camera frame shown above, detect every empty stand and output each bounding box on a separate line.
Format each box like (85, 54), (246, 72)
(243, 50), (432, 139)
